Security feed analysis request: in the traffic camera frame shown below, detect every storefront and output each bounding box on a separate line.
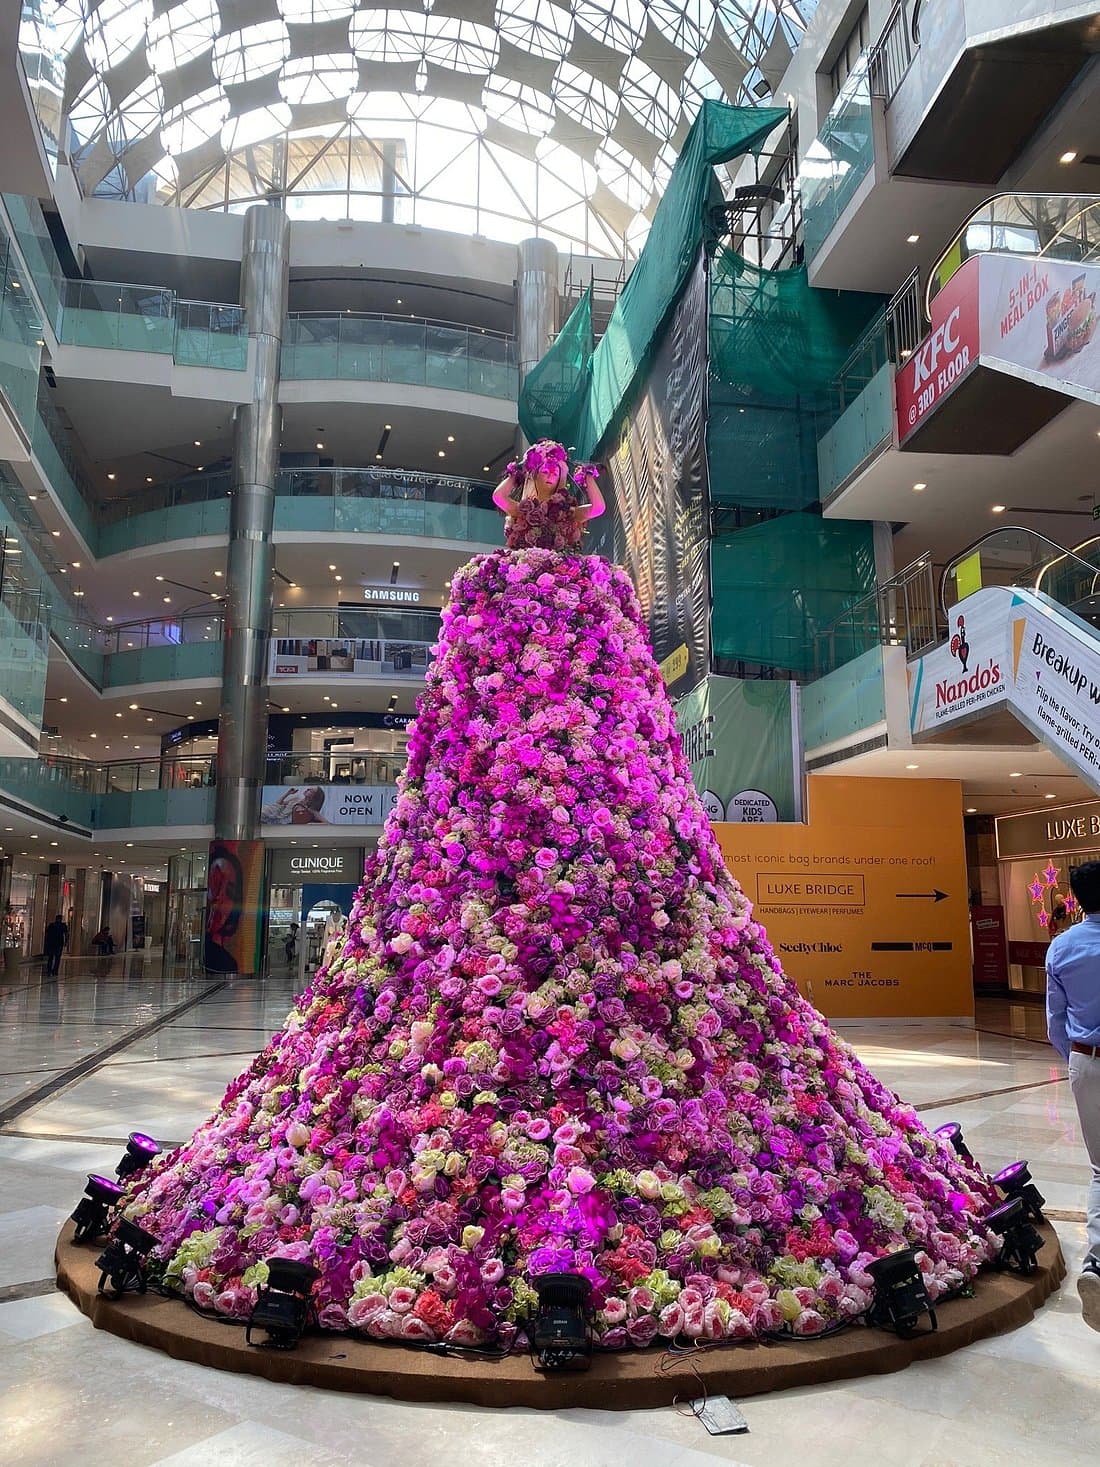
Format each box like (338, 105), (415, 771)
(995, 800), (1100, 995)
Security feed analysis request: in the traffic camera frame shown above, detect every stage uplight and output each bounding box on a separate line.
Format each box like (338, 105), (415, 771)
(933, 1122), (973, 1162)
(991, 1161), (1046, 1222)
(987, 1197), (1045, 1275)
(866, 1248), (937, 1337)
(530, 1273), (592, 1371)
(116, 1132), (160, 1180)
(71, 1174), (125, 1244)
(246, 1258), (320, 1349)
(95, 1218), (157, 1297)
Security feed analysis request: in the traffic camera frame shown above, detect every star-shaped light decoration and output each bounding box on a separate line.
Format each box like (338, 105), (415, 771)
(1037, 909), (1050, 928)
(1043, 863), (1060, 886)
(1028, 878), (1045, 903)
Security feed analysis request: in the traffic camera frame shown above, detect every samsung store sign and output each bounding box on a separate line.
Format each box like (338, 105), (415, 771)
(270, 848), (363, 884)
(360, 586), (441, 606)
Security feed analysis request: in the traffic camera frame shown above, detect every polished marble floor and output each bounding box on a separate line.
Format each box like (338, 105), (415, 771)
(1, 963), (1098, 1467)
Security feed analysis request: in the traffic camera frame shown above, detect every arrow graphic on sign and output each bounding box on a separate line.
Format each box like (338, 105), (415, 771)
(897, 889), (949, 902)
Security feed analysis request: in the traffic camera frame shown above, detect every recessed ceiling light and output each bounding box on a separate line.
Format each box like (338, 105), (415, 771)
(396, 298), (402, 305)
(1045, 793), (1057, 799)
(27, 493), (37, 500)
(316, 442), (324, 450)
(991, 504), (1006, 514)
(60, 697), (68, 703)
(195, 700), (203, 706)
(1010, 772), (1023, 778)
(1060, 150), (1078, 164)
(71, 560), (81, 568)
(482, 465), (491, 472)
(384, 424), (391, 431)
(966, 807), (977, 814)
(912, 482), (926, 492)
(129, 703), (138, 709)
(905, 763), (919, 770)
(51, 529), (60, 536)
(107, 472), (116, 480)
(438, 450), (446, 458)
(334, 574), (342, 581)
(156, 575), (164, 582)
(907, 234), (920, 244)
(106, 615), (113, 622)
(447, 435), (455, 443)
(146, 476), (153, 483)
(194, 439), (201, 447)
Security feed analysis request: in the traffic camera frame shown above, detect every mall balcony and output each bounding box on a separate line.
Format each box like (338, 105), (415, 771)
(791, 0), (1099, 296)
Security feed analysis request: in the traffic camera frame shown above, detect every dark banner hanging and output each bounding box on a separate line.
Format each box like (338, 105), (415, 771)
(605, 251), (711, 698)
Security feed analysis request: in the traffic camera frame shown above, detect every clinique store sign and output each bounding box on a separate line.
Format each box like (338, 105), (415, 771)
(996, 800), (1100, 860)
(269, 848), (364, 885)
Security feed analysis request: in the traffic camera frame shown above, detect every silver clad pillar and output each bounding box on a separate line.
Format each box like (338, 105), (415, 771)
(516, 236), (560, 389)
(214, 204), (290, 842)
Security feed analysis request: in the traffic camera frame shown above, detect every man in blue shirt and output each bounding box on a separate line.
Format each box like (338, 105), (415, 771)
(1046, 859), (1100, 1332)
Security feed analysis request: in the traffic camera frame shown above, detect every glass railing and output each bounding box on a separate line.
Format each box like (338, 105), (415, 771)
(800, 55), (875, 265)
(282, 313), (517, 398)
(0, 534), (49, 730)
(0, 219), (43, 437)
(56, 278), (247, 368)
(928, 194), (1100, 312)
(2, 193), (63, 331)
(813, 555), (940, 678)
(942, 528), (1100, 631)
(96, 465), (503, 554)
(0, 753), (97, 826)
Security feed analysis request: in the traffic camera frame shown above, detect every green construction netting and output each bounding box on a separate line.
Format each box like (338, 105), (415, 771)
(708, 249), (883, 512)
(517, 285), (592, 450)
(710, 513), (876, 676)
(518, 101), (787, 457)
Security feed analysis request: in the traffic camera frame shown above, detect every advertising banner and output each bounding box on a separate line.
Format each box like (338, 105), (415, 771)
(715, 776), (973, 1020)
(269, 847), (365, 884)
(270, 638), (429, 678)
(606, 251), (710, 698)
(971, 905), (1009, 987)
(261, 784), (398, 827)
(908, 586), (1009, 735)
(896, 256), (980, 445)
(204, 838), (264, 975)
(996, 799), (1100, 861)
(674, 674), (800, 823)
(979, 252), (1100, 398)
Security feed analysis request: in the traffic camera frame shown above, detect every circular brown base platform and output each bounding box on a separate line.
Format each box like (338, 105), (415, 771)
(56, 1220), (1066, 1409)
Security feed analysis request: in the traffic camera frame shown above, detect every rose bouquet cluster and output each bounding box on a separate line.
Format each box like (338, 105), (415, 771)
(125, 494), (997, 1350)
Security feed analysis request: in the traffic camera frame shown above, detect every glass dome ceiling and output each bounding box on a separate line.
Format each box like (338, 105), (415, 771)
(45, 0), (814, 254)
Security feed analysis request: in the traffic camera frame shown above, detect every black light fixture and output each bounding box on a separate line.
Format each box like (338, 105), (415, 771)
(115, 1131), (160, 1180)
(933, 1121), (974, 1163)
(987, 1197), (1045, 1275)
(246, 1258), (320, 1349)
(71, 1174), (125, 1244)
(991, 1161), (1046, 1222)
(95, 1218), (158, 1297)
(529, 1273), (593, 1371)
(866, 1248), (937, 1337)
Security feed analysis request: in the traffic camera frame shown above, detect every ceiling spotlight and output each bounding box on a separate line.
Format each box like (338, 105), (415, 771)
(1045, 793), (1056, 799)
(1060, 150), (1078, 164)
(907, 234), (920, 244)
(129, 703), (139, 710)
(155, 575), (164, 582)
(905, 763), (919, 770)
(438, 450), (446, 458)
(447, 435), (455, 443)
(328, 564), (336, 571)
(966, 807), (977, 814)
(107, 472), (116, 481)
(194, 439), (201, 447)
(214, 570), (223, 578)
(316, 441), (324, 450)
(132, 590), (140, 596)
(52, 530), (60, 536)
(1009, 772), (1023, 779)
(146, 476), (153, 483)
(912, 482), (926, 492)
(71, 560), (81, 568)
(483, 465), (491, 472)
(991, 504), (1006, 514)
(384, 424), (391, 431)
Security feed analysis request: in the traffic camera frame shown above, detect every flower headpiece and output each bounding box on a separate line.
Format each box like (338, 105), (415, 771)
(505, 440), (570, 483)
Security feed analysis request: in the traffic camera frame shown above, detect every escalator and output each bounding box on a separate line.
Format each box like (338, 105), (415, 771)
(907, 529), (1100, 791)
(897, 194), (1100, 453)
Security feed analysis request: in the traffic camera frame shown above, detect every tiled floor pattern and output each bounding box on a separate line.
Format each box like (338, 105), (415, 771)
(1, 967), (1097, 1466)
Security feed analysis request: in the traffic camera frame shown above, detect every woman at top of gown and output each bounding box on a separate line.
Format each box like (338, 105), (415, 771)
(492, 440), (605, 552)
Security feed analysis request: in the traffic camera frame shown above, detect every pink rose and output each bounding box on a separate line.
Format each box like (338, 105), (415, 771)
(566, 1166), (596, 1195)
(401, 1315), (437, 1342)
(626, 1314), (659, 1347)
(658, 1301), (685, 1337)
(192, 1281), (216, 1310)
(347, 1292), (387, 1328)
(627, 1286), (655, 1315)
(480, 1258), (505, 1285)
(389, 1285), (418, 1314)
(601, 1298), (627, 1326)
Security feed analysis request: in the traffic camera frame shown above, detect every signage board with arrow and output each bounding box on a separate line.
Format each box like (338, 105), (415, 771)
(715, 776), (972, 1020)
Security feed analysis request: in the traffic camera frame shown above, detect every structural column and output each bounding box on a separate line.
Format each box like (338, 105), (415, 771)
(516, 237), (560, 413)
(214, 204), (290, 842)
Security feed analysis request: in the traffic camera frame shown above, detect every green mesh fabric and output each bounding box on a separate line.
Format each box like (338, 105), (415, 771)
(518, 102), (787, 456)
(710, 513), (877, 676)
(517, 286), (592, 448)
(708, 250), (882, 512)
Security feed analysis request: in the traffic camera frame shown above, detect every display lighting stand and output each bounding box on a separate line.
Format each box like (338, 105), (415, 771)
(245, 1259), (320, 1350)
(529, 1273), (593, 1372)
(991, 1161), (1046, 1223)
(70, 1174), (126, 1244)
(987, 1197), (1045, 1276)
(866, 1248), (938, 1337)
(115, 1132), (161, 1181)
(932, 1121), (974, 1163)
(95, 1218), (158, 1297)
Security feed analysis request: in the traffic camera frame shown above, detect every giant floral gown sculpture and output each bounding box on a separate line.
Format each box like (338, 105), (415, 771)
(127, 441), (995, 1348)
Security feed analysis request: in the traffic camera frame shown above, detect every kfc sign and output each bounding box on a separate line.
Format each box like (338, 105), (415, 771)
(896, 258), (980, 444)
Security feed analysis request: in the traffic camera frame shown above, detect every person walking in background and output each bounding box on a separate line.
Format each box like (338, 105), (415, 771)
(1046, 860), (1100, 1332)
(43, 914), (68, 977)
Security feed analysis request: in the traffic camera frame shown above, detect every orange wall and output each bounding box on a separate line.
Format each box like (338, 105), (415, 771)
(714, 776), (973, 1020)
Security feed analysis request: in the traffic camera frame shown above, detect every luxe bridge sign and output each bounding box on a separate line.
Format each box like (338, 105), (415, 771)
(908, 585), (1100, 793)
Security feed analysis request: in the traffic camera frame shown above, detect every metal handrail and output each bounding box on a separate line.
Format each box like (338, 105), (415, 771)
(286, 310), (514, 343)
(926, 192), (1100, 316)
(867, 0), (916, 106)
(814, 554), (939, 676)
(20, 748), (408, 796)
(940, 527), (1100, 618)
